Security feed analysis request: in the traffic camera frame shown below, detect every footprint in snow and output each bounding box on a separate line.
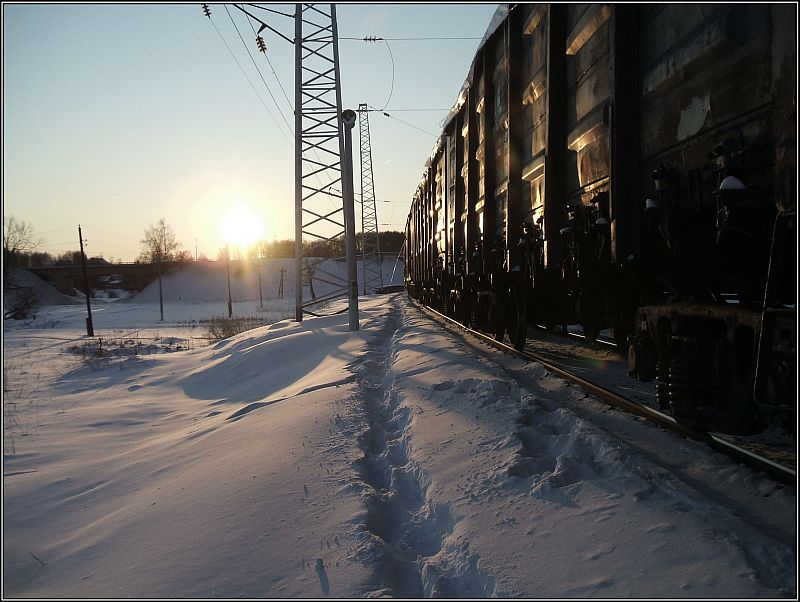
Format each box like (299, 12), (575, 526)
(646, 523), (676, 533)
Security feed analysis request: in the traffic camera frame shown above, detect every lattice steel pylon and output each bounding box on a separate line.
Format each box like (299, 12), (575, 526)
(229, 3), (351, 321)
(293, 4), (349, 320)
(358, 104), (384, 295)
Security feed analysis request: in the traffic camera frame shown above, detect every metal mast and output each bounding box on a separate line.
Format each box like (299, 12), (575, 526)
(294, 4), (349, 320)
(225, 3), (352, 320)
(357, 104), (384, 294)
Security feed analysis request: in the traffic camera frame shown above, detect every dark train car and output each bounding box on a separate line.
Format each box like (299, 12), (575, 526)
(404, 3), (796, 435)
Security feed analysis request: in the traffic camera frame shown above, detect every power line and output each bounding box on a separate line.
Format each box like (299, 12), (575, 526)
(341, 36), (482, 41)
(225, 5), (293, 138)
(82, 225), (142, 242)
(367, 108), (450, 112)
(246, 17), (293, 114)
(36, 241), (79, 248)
(368, 104), (440, 137)
(230, 4), (340, 215)
(206, 9), (291, 143)
(379, 39), (394, 111)
(30, 226), (74, 236)
(83, 240), (140, 253)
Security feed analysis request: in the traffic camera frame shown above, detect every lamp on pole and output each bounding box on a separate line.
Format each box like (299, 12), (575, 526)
(341, 108), (359, 331)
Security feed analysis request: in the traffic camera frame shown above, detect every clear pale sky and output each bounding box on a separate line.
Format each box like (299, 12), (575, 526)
(3, 2), (499, 262)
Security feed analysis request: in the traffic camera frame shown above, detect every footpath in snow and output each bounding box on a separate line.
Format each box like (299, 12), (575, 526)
(3, 293), (796, 597)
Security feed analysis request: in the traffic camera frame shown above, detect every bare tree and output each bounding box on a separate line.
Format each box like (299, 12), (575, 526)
(139, 218), (181, 263)
(3, 216), (39, 269)
(139, 218), (182, 321)
(3, 216), (41, 319)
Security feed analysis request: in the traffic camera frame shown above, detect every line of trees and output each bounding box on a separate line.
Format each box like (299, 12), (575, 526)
(237, 231), (405, 260)
(3, 217), (120, 268)
(3, 215), (406, 269)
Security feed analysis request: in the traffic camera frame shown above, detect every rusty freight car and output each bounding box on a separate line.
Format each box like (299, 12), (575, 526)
(405, 3), (796, 435)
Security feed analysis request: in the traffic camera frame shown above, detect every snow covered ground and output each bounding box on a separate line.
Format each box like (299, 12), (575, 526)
(3, 288), (797, 597)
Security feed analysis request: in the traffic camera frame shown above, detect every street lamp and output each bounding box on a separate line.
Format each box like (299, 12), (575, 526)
(341, 108), (359, 332)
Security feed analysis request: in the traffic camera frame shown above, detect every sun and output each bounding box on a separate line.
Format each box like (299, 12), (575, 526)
(220, 204), (263, 247)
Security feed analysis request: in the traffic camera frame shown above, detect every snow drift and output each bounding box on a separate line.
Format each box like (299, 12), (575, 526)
(3, 294), (796, 598)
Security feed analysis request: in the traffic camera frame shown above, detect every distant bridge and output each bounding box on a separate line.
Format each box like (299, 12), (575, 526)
(27, 261), (182, 295)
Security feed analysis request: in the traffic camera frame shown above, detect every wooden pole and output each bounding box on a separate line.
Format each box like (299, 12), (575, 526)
(78, 225), (94, 336)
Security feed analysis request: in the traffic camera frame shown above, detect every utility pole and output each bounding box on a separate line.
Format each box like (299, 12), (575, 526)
(257, 251), (263, 309)
(78, 225), (94, 337)
(305, 259), (316, 300)
(279, 268), (285, 298)
(341, 108), (359, 331)
(226, 242), (233, 318)
(158, 236), (164, 322)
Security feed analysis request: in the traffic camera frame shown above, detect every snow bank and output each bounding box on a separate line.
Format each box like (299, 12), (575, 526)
(3, 267), (80, 312)
(129, 257), (404, 304)
(3, 294), (796, 598)
(4, 299), (388, 597)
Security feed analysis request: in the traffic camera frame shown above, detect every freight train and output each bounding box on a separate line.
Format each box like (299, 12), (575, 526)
(404, 4), (796, 436)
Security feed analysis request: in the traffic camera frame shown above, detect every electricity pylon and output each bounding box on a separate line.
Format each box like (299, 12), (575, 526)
(293, 4), (351, 319)
(358, 104), (384, 295)
(230, 4), (352, 321)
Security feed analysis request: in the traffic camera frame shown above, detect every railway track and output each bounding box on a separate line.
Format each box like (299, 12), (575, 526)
(411, 299), (796, 487)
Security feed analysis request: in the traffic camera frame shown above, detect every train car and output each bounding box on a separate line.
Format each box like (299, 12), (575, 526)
(404, 3), (796, 435)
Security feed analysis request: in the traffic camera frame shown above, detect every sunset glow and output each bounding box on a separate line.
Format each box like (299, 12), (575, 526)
(219, 204), (263, 248)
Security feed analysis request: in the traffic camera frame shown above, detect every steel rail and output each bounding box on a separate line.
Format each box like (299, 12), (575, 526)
(411, 299), (796, 486)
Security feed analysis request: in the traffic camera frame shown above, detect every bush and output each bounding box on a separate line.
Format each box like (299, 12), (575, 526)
(202, 316), (273, 341)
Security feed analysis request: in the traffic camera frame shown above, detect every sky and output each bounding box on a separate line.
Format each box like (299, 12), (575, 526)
(3, 2), (500, 263)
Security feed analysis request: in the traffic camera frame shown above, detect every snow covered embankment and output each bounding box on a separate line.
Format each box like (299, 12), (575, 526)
(347, 295), (795, 598)
(3, 292), (794, 598)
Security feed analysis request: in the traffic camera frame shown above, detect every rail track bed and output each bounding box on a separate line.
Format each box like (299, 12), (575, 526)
(412, 300), (796, 486)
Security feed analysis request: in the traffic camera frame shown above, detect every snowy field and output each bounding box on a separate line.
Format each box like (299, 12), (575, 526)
(3, 275), (797, 596)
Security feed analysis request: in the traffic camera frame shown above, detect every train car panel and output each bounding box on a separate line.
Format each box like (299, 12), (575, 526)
(405, 3), (796, 435)
(565, 4), (611, 206)
(521, 3), (548, 236)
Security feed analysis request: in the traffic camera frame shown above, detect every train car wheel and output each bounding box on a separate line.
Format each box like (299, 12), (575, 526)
(493, 313), (505, 342)
(508, 285), (527, 351)
(584, 326), (601, 342)
(611, 309), (634, 349)
(488, 300), (505, 342)
(460, 298), (471, 327)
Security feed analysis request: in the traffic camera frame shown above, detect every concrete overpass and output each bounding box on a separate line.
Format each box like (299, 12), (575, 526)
(27, 261), (183, 296)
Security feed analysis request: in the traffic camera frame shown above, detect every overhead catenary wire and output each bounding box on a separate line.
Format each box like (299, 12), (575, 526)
(379, 39), (394, 111)
(205, 8), (291, 143)
(343, 31), (488, 132)
(224, 5), (294, 138)
(364, 108), (449, 112)
(341, 36), (482, 41)
(367, 104), (440, 137)
(231, 4), (346, 216)
(207, 6), (342, 217)
(246, 16), (293, 115)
